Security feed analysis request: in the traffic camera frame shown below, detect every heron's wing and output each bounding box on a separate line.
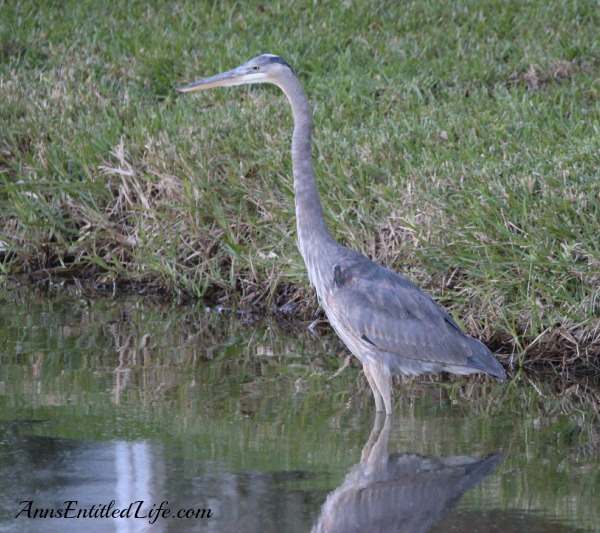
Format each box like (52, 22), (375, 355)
(327, 261), (477, 365)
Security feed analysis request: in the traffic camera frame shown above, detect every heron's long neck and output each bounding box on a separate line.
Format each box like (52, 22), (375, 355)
(278, 74), (335, 267)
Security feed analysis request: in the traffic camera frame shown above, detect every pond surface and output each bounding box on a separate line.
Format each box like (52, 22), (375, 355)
(0, 293), (598, 532)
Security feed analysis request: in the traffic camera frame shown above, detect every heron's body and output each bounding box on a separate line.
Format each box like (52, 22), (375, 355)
(179, 54), (506, 414)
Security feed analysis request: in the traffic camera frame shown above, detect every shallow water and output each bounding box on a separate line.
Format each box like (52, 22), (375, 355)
(0, 294), (597, 532)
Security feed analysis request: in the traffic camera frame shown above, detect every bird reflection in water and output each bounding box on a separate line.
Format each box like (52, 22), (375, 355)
(311, 415), (502, 533)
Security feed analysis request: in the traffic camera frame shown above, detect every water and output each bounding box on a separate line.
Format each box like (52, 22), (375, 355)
(0, 293), (598, 532)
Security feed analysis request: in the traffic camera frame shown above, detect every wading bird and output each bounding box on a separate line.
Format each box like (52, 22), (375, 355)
(178, 54), (505, 414)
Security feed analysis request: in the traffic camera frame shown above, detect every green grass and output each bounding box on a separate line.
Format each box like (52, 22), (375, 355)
(1, 0), (599, 371)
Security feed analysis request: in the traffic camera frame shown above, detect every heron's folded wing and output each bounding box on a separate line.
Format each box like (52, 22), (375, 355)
(328, 267), (476, 365)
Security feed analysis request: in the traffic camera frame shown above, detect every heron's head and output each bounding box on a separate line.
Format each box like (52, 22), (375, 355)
(177, 54), (294, 93)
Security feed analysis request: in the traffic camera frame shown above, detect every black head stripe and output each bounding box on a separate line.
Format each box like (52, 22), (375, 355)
(264, 55), (295, 75)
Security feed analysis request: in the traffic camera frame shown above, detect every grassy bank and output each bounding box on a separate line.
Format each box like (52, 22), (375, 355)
(1, 0), (599, 372)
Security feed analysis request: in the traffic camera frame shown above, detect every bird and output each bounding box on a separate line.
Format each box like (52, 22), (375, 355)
(177, 54), (506, 414)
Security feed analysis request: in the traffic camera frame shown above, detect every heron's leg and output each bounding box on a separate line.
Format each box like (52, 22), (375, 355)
(363, 363), (384, 412)
(370, 363), (393, 415)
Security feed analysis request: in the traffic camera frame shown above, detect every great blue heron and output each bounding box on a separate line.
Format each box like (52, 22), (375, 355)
(178, 54), (506, 414)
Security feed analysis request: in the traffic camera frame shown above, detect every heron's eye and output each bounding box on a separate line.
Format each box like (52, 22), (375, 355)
(252, 65), (260, 71)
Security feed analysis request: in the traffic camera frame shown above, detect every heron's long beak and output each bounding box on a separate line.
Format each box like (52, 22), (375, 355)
(177, 68), (241, 93)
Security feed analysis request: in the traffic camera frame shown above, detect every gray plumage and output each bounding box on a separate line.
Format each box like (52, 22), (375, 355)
(311, 415), (502, 533)
(178, 54), (506, 414)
